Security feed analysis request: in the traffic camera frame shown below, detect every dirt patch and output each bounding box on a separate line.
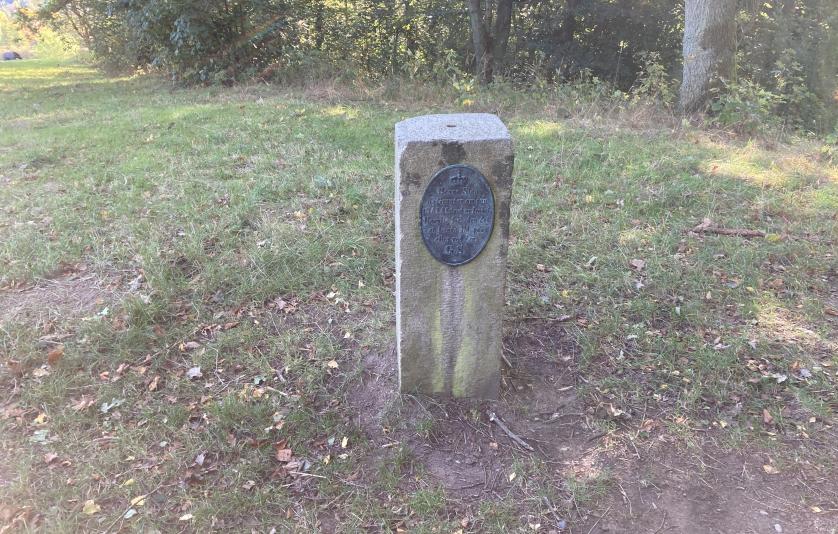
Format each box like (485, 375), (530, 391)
(346, 320), (838, 532)
(345, 320), (593, 499)
(590, 442), (838, 534)
(0, 271), (124, 329)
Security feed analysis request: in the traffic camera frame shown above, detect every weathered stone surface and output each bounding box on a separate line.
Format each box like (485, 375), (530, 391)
(395, 113), (514, 399)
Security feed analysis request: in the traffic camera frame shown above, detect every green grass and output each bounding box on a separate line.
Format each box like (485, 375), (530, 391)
(1, 59), (837, 532)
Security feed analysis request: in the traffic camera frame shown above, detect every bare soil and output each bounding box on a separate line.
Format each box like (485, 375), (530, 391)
(0, 267), (125, 329)
(347, 320), (838, 533)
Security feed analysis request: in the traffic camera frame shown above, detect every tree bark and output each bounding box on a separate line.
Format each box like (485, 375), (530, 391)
(680, 0), (737, 112)
(493, 0), (513, 73)
(466, 0), (493, 84)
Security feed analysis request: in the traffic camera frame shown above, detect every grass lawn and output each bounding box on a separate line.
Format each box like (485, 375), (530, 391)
(1, 59), (837, 533)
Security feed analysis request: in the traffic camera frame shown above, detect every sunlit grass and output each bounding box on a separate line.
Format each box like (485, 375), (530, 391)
(0, 60), (836, 532)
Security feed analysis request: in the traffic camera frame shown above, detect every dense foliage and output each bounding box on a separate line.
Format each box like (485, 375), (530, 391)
(15, 0), (838, 132)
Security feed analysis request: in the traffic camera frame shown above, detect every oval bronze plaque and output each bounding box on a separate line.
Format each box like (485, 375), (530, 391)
(420, 164), (495, 266)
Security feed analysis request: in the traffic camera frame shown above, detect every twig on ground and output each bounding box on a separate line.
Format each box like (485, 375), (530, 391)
(487, 411), (535, 452)
(585, 505), (612, 534)
(289, 472), (327, 478)
(520, 314), (573, 322)
(542, 496), (566, 529)
(653, 510), (668, 534)
(617, 481), (633, 517)
(501, 352), (513, 369)
(689, 218), (766, 238)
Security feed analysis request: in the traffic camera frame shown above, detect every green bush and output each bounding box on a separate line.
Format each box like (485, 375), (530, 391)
(710, 78), (785, 134)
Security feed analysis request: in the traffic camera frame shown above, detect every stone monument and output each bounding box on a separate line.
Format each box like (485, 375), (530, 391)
(395, 113), (514, 399)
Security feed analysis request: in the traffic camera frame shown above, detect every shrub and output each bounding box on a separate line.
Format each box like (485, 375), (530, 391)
(710, 78), (785, 134)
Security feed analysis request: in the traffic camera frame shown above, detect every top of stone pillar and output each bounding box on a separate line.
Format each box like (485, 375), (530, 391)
(395, 113), (511, 149)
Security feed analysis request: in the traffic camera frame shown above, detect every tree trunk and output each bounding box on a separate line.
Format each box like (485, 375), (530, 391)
(466, 0), (493, 84)
(493, 0), (513, 74)
(680, 0), (737, 112)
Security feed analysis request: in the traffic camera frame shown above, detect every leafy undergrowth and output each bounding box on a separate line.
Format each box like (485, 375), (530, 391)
(1, 60), (837, 532)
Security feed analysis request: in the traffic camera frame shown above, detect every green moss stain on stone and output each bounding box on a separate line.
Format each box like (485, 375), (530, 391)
(451, 275), (478, 397)
(430, 303), (445, 393)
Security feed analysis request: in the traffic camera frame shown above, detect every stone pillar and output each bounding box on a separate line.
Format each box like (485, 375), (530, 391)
(395, 114), (514, 399)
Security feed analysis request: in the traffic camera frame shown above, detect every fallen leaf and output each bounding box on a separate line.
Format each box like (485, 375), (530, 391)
(32, 367), (50, 378)
(763, 464), (780, 475)
(47, 345), (64, 366)
(186, 367), (203, 379)
(124, 509), (138, 519)
(5, 359), (23, 377)
(130, 495), (146, 507)
(30, 429), (49, 443)
(341, 436), (349, 449)
(82, 500), (100, 515)
(43, 453), (58, 464)
(181, 341), (201, 352)
(242, 480), (256, 491)
(763, 409), (774, 425)
(629, 259), (646, 271)
(100, 398), (125, 413)
(275, 447), (293, 462)
(179, 513), (194, 521)
(326, 360), (339, 369)
(148, 375), (160, 392)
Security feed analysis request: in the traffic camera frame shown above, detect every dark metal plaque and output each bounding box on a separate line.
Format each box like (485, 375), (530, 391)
(420, 164), (494, 266)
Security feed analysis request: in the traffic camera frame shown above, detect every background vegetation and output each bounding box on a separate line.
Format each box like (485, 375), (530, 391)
(6, 0), (837, 134)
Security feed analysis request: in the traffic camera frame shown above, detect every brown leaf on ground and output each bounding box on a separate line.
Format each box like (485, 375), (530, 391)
(70, 396), (96, 412)
(43, 453), (59, 464)
(763, 409), (774, 425)
(763, 464), (780, 475)
(180, 341), (201, 351)
(148, 375), (160, 392)
(275, 446), (293, 462)
(5, 359), (23, 377)
(629, 258), (646, 271)
(47, 345), (64, 366)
